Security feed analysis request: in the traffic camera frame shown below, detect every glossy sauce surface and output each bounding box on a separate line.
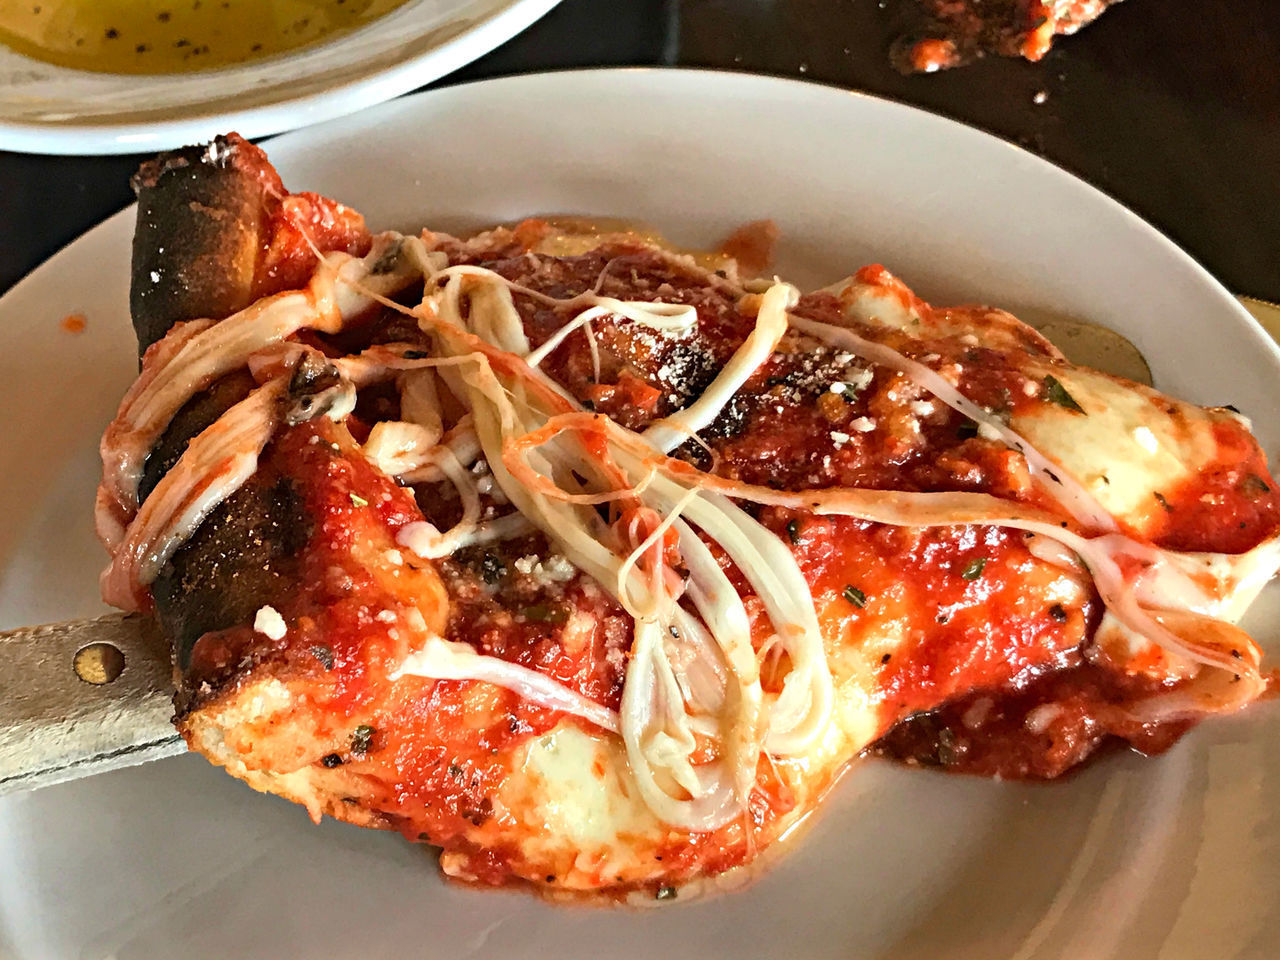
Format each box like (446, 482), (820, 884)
(0, 0), (411, 73)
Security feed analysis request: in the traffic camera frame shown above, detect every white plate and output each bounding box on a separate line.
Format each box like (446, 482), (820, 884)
(0, 0), (561, 155)
(2, 69), (1278, 959)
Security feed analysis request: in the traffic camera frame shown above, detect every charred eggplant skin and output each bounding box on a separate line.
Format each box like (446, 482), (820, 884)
(130, 136), (271, 355)
(129, 135), (307, 674)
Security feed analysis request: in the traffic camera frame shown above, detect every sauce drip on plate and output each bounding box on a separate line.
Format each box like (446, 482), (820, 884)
(0, 0), (411, 74)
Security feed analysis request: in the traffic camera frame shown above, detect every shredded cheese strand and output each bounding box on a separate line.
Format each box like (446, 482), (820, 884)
(396, 447), (483, 560)
(527, 299), (696, 370)
(391, 634), (620, 734)
(643, 283), (792, 453)
(101, 379), (287, 610)
(433, 313), (775, 829)
(101, 242), (420, 512)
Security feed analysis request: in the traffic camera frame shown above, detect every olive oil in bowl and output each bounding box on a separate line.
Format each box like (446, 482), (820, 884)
(0, 0), (413, 74)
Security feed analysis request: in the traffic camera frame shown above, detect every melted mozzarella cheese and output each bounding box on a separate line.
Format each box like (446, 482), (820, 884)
(1010, 361), (1222, 532)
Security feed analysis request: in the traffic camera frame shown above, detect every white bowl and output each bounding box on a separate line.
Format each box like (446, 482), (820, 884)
(0, 0), (561, 155)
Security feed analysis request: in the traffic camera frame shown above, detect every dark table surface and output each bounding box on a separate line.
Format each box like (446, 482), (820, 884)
(2, 0), (1277, 300)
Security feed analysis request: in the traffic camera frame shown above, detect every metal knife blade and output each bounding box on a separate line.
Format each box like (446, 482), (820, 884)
(0, 614), (182, 796)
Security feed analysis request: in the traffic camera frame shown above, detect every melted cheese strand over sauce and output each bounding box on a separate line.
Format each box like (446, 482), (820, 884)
(391, 635), (621, 734)
(643, 283), (792, 453)
(402, 260), (819, 827)
(526, 299), (696, 370)
(581, 416), (1266, 684)
(674, 517), (762, 804)
(99, 226), (1272, 832)
(101, 379), (287, 610)
(100, 240), (421, 512)
(396, 447), (483, 560)
(438, 346), (775, 830)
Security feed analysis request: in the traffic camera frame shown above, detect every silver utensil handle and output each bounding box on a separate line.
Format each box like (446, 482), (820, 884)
(0, 614), (183, 796)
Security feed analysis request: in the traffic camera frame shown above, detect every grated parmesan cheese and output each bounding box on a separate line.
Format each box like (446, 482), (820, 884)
(514, 553), (577, 584)
(253, 605), (287, 640)
(1025, 703), (1063, 735)
(1132, 426), (1159, 454)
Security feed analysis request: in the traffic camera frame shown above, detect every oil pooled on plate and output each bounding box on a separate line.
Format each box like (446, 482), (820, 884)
(0, 0), (412, 74)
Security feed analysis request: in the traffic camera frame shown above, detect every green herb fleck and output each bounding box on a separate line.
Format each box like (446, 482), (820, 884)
(523, 603), (568, 625)
(309, 644), (334, 670)
(655, 885), (678, 901)
(786, 519), (801, 544)
(1153, 491), (1172, 512)
(960, 557), (987, 580)
(350, 724), (375, 755)
(320, 753), (343, 768)
(843, 584), (866, 608)
(349, 492), (369, 508)
(957, 420), (979, 440)
(1043, 375), (1085, 414)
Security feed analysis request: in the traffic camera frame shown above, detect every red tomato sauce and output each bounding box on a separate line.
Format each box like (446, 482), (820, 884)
(288, 422), (633, 827)
(782, 511), (1096, 715)
(225, 132), (373, 301)
(1147, 420), (1280, 554)
(871, 661), (1195, 779)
